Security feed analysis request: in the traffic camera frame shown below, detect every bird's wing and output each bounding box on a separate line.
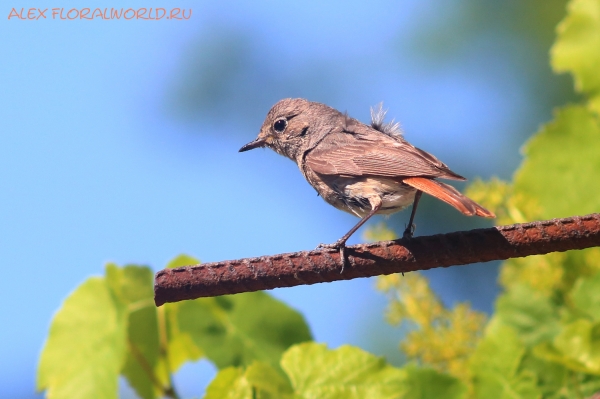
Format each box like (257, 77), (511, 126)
(305, 129), (465, 180)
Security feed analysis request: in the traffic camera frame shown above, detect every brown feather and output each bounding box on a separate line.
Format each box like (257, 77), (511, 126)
(306, 125), (465, 181)
(403, 177), (495, 218)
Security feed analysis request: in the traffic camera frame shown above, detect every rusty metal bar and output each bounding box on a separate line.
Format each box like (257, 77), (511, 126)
(154, 213), (600, 306)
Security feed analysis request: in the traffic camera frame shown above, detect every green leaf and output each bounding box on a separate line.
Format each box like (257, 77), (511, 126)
(495, 284), (560, 346)
(105, 263), (154, 305)
(400, 366), (467, 399)
(203, 362), (293, 399)
(167, 254), (200, 269)
(522, 353), (600, 399)
(520, 354), (570, 399)
(571, 271), (600, 321)
(163, 255), (205, 370)
(37, 278), (127, 399)
(535, 319), (600, 375)
(104, 265), (155, 310)
(470, 321), (540, 399)
(591, 94), (600, 115)
(204, 367), (253, 399)
(465, 177), (516, 224)
(245, 362), (290, 391)
(554, 319), (600, 374)
(163, 303), (204, 370)
(471, 321), (524, 376)
(552, 0), (600, 96)
(106, 264), (163, 399)
(245, 362), (294, 399)
(282, 343), (466, 399)
(513, 105), (600, 219)
(178, 292), (312, 369)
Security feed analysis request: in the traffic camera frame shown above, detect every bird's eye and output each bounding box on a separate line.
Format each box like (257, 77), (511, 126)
(273, 118), (287, 133)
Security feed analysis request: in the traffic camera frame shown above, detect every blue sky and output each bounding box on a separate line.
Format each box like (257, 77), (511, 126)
(0, 1), (537, 397)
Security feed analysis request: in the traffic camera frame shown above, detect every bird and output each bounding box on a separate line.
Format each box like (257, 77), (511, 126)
(240, 98), (494, 259)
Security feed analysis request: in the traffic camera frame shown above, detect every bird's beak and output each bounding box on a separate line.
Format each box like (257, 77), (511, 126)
(239, 137), (267, 152)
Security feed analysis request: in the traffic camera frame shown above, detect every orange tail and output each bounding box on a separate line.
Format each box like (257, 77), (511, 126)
(403, 177), (495, 218)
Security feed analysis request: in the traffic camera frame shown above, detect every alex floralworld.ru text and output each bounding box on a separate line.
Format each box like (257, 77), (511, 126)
(7, 8), (192, 20)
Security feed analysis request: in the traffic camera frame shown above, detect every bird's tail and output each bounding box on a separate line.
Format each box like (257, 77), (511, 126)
(403, 177), (495, 218)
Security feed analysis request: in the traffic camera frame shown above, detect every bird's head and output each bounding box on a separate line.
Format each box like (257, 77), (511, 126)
(240, 98), (338, 161)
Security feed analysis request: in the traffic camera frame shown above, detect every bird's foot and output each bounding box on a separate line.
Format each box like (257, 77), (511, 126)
(316, 238), (346, 250)
(317, 239), (348, 273)
(402, 223), (416, 239)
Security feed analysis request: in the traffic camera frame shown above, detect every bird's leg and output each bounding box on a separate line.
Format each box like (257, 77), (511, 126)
(318, 198), (382, 271)
(403, 190), (423, 238)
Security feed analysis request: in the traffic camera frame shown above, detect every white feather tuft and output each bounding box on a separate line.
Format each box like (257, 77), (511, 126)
(370, 102), (402, 136)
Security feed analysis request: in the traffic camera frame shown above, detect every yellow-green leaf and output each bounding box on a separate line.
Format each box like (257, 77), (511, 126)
(571, 271), (600, 321)
(37, 278), (127, 399)
(470, 321), (540, 399)
(106, 264), (163, 399)
(495, 284), (561, 346)
(282, 343), (466, 399)
(513, 105), (600, 219)
(552, 0), (600, 96)
(166, 254), (200, 269)
(245, 362), (293, 399)
(178, 292), (312, 370)
(204, 367), (253, 399)
(535, 319), (600, 375)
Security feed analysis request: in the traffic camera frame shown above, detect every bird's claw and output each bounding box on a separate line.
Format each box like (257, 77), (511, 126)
(316, 240), (345, 250)
(316, 240), (348, 272)
(402, 223), (416, 239)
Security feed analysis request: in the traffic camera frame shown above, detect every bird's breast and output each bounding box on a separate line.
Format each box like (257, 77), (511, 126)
(305, 173), (417, 218)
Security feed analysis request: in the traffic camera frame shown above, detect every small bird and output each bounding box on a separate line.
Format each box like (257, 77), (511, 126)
(240, 98), (494, 256)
